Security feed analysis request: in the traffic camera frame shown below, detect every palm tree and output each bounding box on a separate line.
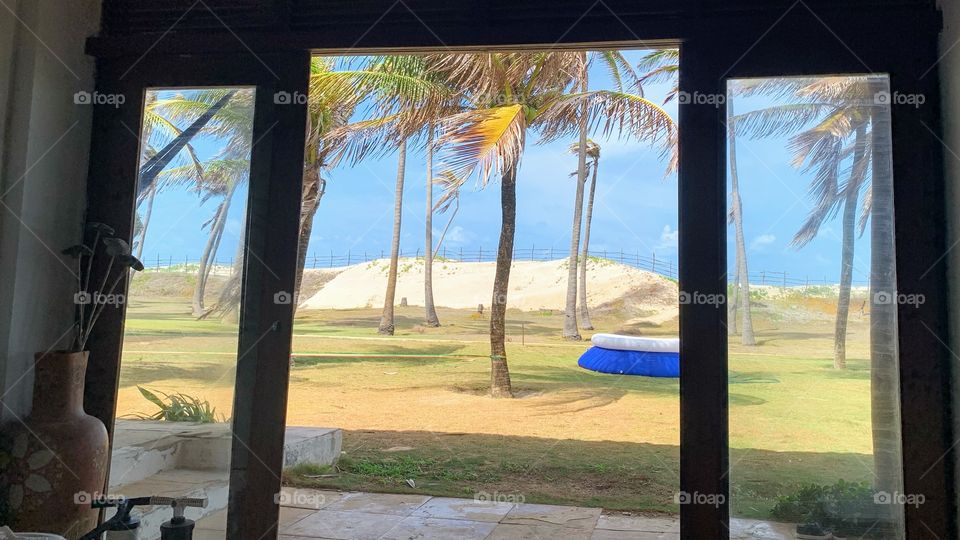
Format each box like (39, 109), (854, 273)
(726, 87), (757, 346)
(188, 163), (249, 316)
(204, 57), (446, 320)
(639, 49), (756, 344)
(146, 89), (256, 316)
(431, 171), (464, 258)
(562, 53), (590, 341)
(729, 74), (901, 514)
(137, 90), (238, 202)
(733, 77), (878, 364)
(559, 51), (661, 340)
(379, 139), (407, 335)
(571, 140), (601, 330)
(434, 51), (675, 397)
(133, 92), (209, 258)
(320, 56), (453, 335)
(423, 125), (441, 327)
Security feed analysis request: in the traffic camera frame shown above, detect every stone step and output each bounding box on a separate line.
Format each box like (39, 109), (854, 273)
(106, 469), (228, 540)
(108, 421), (342, 539)
(284, 427), (342, 469)
(110, 421), (342, 489)
(109, 421), (232, 489)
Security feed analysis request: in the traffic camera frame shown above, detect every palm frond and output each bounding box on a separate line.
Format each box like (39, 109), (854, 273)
(537, 90), (676, 172)
(436, 104), (526, 186)
(433, 171), (466, 213)
(733, 103), (839, 139)
(789, 131), (844, 247)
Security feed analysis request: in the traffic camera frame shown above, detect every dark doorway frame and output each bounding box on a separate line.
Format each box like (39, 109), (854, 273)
(83, 3), (951, 538)
(83, 51), (310, 538)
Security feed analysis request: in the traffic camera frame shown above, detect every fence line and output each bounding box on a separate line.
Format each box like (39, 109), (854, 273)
(140, 248), (869, 288)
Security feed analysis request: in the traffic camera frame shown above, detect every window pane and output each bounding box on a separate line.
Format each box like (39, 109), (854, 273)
(109, 87), (255, 537)
(726, 75), (904, 539)
(284, 50), (683, 535)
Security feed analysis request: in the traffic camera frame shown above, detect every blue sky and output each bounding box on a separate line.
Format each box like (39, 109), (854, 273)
(137, 52), (874, 285)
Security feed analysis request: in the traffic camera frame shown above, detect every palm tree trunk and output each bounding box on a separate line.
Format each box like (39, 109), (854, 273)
(135, 93), (159, 261)
(138, 90), (237, 200)
(424, 128), (441, 327)
(135, 182), (157, 261)
(192, 182), (236, 316)
(578, 156), (598, 330)
(728, 97), (756, 346)
(204, 208), (247, 323)
(294, 161), (326, 309)
(378, 140), (407, 335)
(490, 163), (517, 398)
(563, 78), (589, 340)
(868, 78), (902, 529)
(728, 264), (740, 335)
(834, 125), (868, 370)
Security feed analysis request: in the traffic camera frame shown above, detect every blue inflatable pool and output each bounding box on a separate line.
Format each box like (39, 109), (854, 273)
(578, 334), (680, 378)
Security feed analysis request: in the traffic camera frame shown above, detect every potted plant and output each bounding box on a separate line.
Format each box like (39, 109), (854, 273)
(1, 222), (143, 538)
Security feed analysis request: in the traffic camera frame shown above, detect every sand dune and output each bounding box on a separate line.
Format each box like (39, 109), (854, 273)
(300, 258), (677, 312)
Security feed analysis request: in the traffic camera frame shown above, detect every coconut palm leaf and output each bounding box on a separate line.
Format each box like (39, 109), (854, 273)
(538, 90), (677, 172)
(636, 49), (678, 82)
(325, 113), (406, 166)
(734, 103), (840, 139)
(433, 171), (466, 214)
(595, 50), (639, 93)
(437, 104), (526, 186)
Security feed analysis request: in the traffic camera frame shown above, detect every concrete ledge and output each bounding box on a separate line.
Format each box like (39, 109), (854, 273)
(284, 426), (342, 469)
(111, 420), (342, 488)
(109, 422), (342, 539)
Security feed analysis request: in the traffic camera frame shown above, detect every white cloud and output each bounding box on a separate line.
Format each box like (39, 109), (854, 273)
(750, 234), (776, 251)
(657, 225), (678, 251)
(445, 225), (470, 245)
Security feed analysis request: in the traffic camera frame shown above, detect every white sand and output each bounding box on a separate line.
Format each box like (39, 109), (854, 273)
(300, 257), (677, 312)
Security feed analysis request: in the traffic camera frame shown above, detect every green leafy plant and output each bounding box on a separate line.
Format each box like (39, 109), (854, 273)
(772, 480), (884, 534)
(134, 386), (222, 423)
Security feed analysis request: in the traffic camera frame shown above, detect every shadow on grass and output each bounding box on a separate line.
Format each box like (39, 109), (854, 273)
(821, 362), (871, 380)
(283, 429), (875, 520)
(292, 343), (471, 368)
(118, 361), (235, 387)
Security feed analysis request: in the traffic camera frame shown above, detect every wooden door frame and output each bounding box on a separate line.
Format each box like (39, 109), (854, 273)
(83, 51), (310, 538)
(699, 10), (952, 537)
(82, 4), (951, 538)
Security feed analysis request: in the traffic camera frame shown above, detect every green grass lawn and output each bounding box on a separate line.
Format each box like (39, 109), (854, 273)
(118, 276), (879, 519)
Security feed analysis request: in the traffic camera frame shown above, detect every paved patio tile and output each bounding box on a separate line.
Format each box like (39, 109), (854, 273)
(380, 516), (498, 539)
(410, 496), (515, 522)
(488, 523), (593, 540)
(191, 530), (226, 540)
(502, 502), (602, 529)
(195, 509), (227, 531)
(322, 492), (431, 516)
(595, 514), (679, 532)
(281, 509), (405, 539)
(281, 507), (318, 528)
(193, 506), (315, 532)
(281, 487), (350, 510)
(592, 530), (679, 540)
(730, 517), (795, 539)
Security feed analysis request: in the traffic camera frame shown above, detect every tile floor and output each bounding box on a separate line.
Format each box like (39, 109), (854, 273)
(193, 488), (796, 539)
